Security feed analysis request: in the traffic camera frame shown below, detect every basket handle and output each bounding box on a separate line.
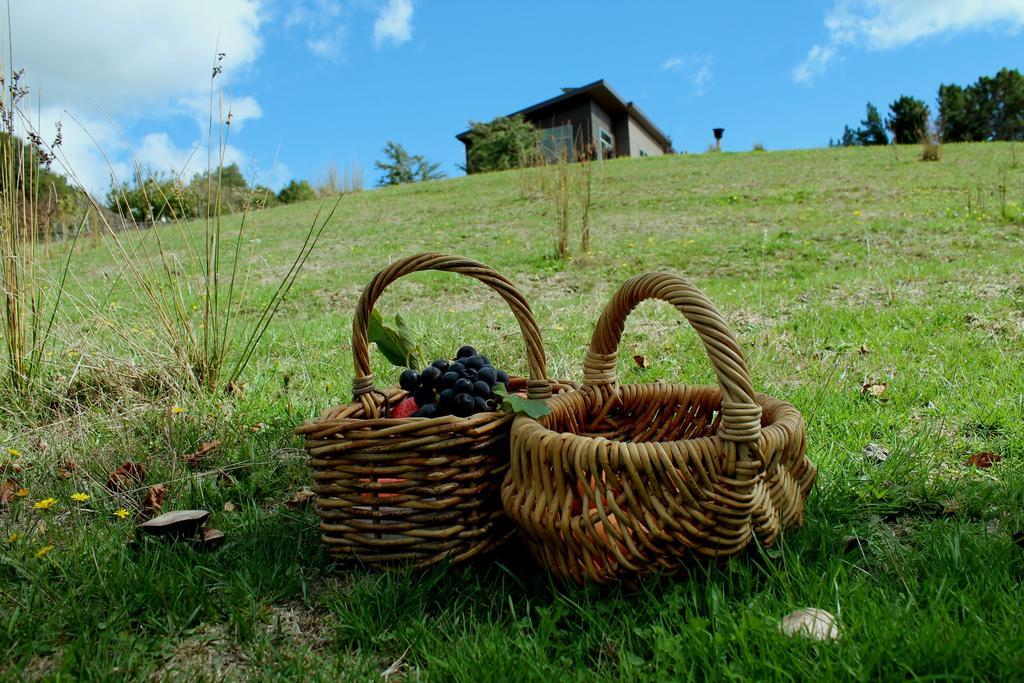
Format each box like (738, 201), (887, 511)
(583, 272), (762, 475)
(351, 253), (552, 417)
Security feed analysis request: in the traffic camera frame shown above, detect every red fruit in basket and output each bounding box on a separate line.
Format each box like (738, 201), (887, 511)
(391, 396), (419, 418)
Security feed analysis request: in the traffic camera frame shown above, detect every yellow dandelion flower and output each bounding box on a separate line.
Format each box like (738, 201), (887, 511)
(35, 545), (54, 559)
(853, 210), (862, 217)
(7, 533), (22, 543)
(70, 492), (90, 503)
(171, 405), (185, 414)
(114, 508), (130, 519)
(33, 497), (58, 510)
(7, 447), (20, 457)
(16, 488), (28, 497)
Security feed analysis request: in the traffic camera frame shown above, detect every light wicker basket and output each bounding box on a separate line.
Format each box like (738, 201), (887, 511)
(502, 272), (815, 584)
(296, 253), (570, 569)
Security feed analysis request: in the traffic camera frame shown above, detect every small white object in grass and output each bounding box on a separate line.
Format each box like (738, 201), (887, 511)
(863, 443), (890, 464)
(780, 608), (841, 641)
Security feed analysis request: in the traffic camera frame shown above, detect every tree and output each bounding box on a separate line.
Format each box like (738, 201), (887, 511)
(987, 68), (1024, 141)
(857, 103), (889, 145)
(886, 96), (930, 144)
(839, 126), (857, 147)
(107, 174), (199, 222)
(937, 84), (976, 142)
(462, 115), (540, 174)
(374, 141), (445, 186)
(937, 68), (1024, 142)
(414, 155), (445, 182)
(277, 179), (317, 204)
(189, 162), (250, 214)
(1, 132), (84, 234)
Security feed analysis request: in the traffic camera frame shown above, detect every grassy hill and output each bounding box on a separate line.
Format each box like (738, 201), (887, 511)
(3, 143), (1023, 679)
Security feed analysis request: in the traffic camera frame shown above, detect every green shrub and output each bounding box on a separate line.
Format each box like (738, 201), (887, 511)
(277, 179), (317, 204)
(463, 115), (540, 174)
(374, 141), (445, 186)
(887, 96), (930, 144)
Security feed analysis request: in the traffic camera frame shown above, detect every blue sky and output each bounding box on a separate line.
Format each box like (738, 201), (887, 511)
(8, 1), (1024, 194)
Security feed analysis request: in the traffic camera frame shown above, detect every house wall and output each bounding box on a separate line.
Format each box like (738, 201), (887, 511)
(612, 116), (630, 157)
(626, 116), (668, 157)
(527, 99), (592, 157)
(590, 102), (615, 159)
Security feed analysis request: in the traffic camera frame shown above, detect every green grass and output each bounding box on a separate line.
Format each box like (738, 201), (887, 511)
(2, 142), (1024, 680)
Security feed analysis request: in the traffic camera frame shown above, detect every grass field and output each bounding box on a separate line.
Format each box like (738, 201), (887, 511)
(2, 142), (1024, 680)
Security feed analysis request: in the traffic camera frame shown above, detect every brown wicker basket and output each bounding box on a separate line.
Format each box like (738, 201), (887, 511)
(502, 272), (816, 584)
(296, 253), (567, 569)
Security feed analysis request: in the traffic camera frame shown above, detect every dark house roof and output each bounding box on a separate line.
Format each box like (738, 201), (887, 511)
(456, 79), (672, 151)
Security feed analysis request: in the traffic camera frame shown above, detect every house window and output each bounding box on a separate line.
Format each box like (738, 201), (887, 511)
(599, 129), (614, 159)
(639, 149), (649, 157)
(540, 124), (575, 162)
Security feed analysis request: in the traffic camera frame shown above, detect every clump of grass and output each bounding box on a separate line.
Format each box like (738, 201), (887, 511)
(579, 147), (593, 254)
(919, 116), (942, 162)
(0, 60), (79, 396)
(539, 140), (596, 259)
(752, 141), (766, 152)
(552, 150), (571, 258)
(316, 161), (363, 196)
(95, 55), (340, 393)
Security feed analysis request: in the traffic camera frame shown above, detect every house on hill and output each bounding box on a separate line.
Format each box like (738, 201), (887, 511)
(456, 79), (673, 167)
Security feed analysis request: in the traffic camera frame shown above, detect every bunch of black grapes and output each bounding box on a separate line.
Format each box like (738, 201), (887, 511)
(399, 345), (510, 418)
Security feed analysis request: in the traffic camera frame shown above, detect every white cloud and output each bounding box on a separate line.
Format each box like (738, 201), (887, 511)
(308, 26), (350, 63)
(284, 0), (349, 62)
(661, 57), (683, 71)
(178, 94), (264, 133)
(8, 0), (262, 110)
(795, 0), (1024, 83)
(793, 45), (837, 83)
(3, 0), (267, 194)
(661, 53), (715, 96)
(373, 0), (414, 48)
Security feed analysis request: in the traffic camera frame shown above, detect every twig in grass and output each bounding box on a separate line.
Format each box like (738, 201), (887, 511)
(380, 646), (411, 680)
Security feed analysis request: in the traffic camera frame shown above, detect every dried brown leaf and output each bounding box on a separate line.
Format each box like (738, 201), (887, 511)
(285, 488), (315, 509)
(223, 501), (238, 513)
(107, 461), (147, 491)
(842, 535), (866, 553)
(58, 458), (77, 479)
(633, 355), (650, 369)
(862, 382), (887, 398)
(0, 478), (18, 505)
(184, 440), (222, 469)
(198, 527), (225, 550)
(858, 344), (870, 355)
(142, 483), (166, 517)
(966, 451), (1002, 469)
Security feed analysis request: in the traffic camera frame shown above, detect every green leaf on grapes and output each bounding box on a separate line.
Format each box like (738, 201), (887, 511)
(493, 385), (551, 419)
(368, 309), (423, 369)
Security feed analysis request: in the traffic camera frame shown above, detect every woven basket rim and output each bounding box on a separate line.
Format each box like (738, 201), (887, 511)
(297, 377), (578, 433)
(512, 382), (800, 450)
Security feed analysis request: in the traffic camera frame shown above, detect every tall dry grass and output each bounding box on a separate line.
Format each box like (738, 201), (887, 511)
(93, 55), (340, 392)
(0, 61), (80, 395)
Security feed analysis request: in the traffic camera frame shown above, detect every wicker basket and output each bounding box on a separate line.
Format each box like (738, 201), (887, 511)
(502, 272), (816, 584)
(296, 253), (566, 569)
